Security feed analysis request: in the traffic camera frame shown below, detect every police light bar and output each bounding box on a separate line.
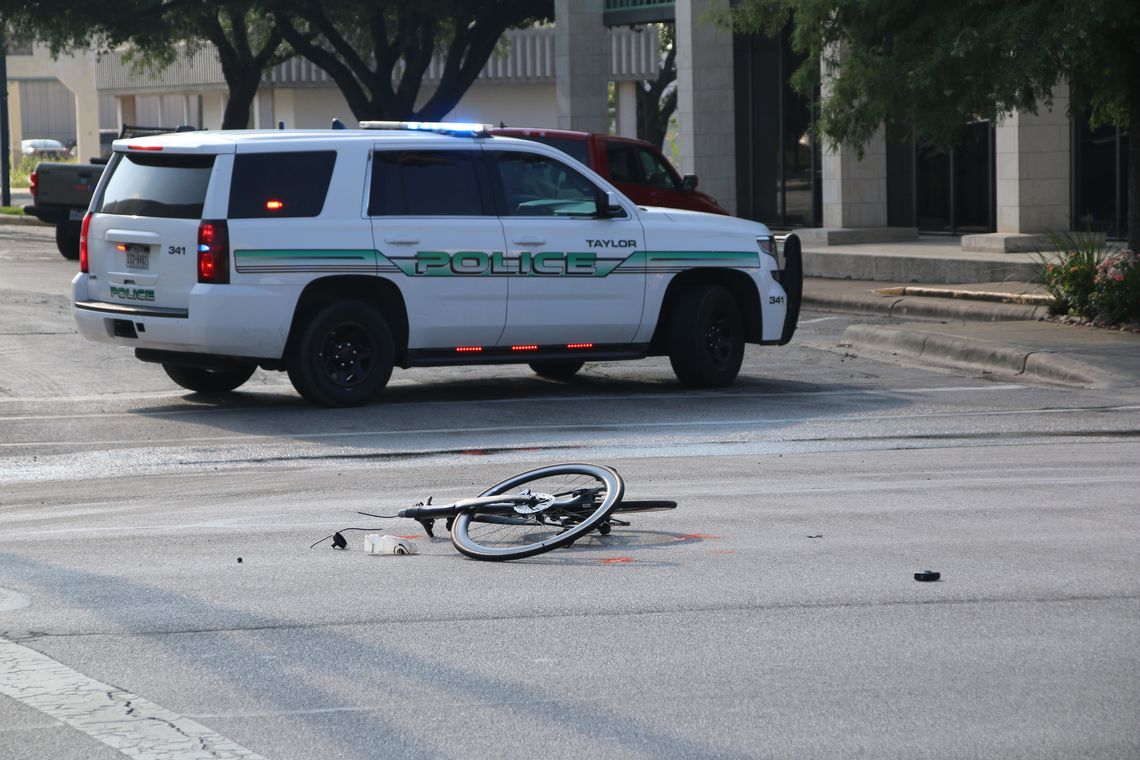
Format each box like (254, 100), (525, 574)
(359, 121), (493, 137)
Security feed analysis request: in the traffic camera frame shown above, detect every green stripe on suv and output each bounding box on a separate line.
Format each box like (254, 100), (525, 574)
(233, 248), (758, 276)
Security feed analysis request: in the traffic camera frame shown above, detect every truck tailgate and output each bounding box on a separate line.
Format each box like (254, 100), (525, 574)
(33, 162), (104, 208)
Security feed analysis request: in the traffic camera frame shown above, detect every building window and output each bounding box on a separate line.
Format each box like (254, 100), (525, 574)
(1072, 115), (1129, 239)
(887, 121), (995, 234)
(733, 29), (821, 228)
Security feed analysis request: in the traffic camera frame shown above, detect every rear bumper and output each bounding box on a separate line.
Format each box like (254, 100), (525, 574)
(72, 274), (298, 359)
(23, 204), (73, 225)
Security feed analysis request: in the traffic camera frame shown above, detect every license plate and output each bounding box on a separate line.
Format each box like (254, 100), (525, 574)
(68, 208), (85, 222)
(125, 244), (149, 270)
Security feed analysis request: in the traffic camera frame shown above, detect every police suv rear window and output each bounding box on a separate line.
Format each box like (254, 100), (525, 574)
(369, 150), (488, 216)
(96, 153), (214, 219)
(228, 151), (336, 219)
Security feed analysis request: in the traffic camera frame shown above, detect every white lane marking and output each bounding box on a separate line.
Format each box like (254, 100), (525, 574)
(0, 588), (30, 612)
(0, 383), (1029, 421)
(0, 638), (266, 760)
(798, 316), (841, 324)
(2, 404), (1137, 450)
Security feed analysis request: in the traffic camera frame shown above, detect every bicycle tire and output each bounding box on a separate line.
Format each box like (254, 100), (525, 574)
(612, 499), (677, 513)
(450, 463), (624, 561)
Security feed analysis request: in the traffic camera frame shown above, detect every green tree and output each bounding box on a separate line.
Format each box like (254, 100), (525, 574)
(724, 0), (1140, 249)
(4, 0), (291, 129)
(635, 22), (676, 150)
(133, 3), (293, 129)
(268, 0), (553, 122)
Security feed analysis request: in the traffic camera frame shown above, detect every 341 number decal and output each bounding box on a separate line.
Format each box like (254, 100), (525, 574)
(769, 295), (785, 304)
(167, 245), (186, 256)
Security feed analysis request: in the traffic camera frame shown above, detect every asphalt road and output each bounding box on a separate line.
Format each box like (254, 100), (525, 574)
(2, 226), (1138, 759)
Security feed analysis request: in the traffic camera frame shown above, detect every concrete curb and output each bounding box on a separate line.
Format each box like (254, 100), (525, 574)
(804, 288), (1046, 322)
(874, 285), (1054, 306)
(802, 250), (1042, 284)
(840, 323), (1121, 388)
(0, 214), (50, 227)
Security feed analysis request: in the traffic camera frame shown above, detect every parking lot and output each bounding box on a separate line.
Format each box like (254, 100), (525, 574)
(1, 224), (1138, 759)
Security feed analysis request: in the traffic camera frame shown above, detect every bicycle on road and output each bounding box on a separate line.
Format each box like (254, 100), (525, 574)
(318, 463), (676, 561)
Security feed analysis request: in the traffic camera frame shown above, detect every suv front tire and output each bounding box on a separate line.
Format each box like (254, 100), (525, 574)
(667, 284), (744, 388)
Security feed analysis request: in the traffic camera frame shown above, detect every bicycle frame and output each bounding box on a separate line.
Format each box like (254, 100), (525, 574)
(398, 487), (603, 523)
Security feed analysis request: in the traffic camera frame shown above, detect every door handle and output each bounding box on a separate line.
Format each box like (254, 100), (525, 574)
(511, 237), (546, 246)
(383, 234), (420, 245)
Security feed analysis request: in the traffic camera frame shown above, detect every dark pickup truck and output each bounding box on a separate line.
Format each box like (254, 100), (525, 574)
(24, 126), (189, 259)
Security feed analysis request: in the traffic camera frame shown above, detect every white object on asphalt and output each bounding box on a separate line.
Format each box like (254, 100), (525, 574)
(364, 534), (418, 555)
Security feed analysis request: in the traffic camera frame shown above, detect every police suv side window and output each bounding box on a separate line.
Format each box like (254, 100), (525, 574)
(228, 151), (337, 218)
(491, 151), (600, 217)
(369, 150), (487, 216)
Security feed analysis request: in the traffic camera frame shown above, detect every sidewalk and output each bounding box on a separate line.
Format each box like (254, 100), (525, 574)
(798, 236), (1139, 389)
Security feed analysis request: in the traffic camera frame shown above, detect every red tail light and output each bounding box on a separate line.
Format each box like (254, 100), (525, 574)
(79, 213), (92, 272)
(29, 170), (39, 199)
(197, 220), (230, 283)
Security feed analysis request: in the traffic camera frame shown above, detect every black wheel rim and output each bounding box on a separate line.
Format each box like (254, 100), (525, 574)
(704, 311), (736, 369)
(317, 321), (375, 388)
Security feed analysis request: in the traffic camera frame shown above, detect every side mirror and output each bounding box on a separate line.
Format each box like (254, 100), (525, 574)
(596, 190), (626, 218)
(682, 174), (699, 192)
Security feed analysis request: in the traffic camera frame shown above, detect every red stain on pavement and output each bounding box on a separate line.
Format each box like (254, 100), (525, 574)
(674, 533), (721, 541)
(398, 535), (421, 540)
(600, 557), (635, 564)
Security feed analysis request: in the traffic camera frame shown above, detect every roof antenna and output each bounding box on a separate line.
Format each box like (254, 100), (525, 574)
(331, 118), (347, 130)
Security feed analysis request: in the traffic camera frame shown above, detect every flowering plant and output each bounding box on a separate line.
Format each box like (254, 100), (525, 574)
(1040, 231), (1109, 318)
(1091, 249), (1140, 324)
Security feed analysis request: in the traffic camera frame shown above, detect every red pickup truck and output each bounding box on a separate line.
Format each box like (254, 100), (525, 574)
(491, 128), (727, 215)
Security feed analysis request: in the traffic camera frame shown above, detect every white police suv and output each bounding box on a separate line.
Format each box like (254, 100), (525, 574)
(72, 122), (802, 407)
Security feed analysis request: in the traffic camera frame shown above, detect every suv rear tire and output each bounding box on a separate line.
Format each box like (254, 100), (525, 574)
(528, 360), (585, 380)
(163, 363), (256, 394)
(667, 284), (744, 388)
(287, 300), (394, 407)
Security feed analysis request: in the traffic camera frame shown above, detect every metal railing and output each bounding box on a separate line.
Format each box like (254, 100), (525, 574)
(97, 26), (660, 93)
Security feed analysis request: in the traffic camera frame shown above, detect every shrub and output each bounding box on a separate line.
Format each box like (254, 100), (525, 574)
(1040, 230), (1111, 318)
(9, 155), (43, 188)
(1091, 249), (1140, 325)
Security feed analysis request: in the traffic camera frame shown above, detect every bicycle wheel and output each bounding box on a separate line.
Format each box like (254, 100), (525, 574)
(450, 463), (624, 561)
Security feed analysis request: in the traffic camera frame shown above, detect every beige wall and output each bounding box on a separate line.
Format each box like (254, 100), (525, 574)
(996, 85), (1071, 234)
(7, 44), (101, 162)
(267, 83), (558, 131)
